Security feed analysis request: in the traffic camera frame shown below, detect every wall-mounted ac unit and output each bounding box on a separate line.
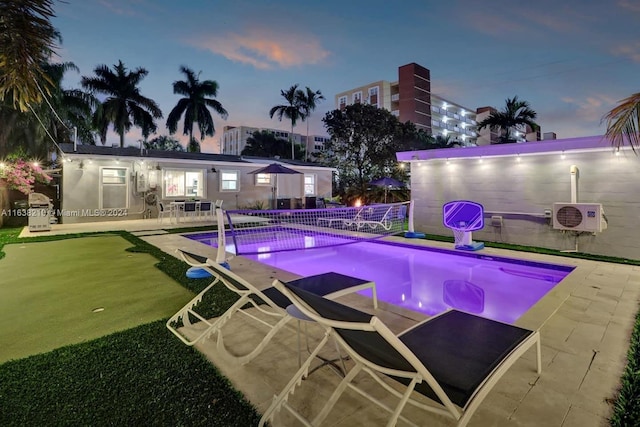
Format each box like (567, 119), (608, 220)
(553, 203), (607, 233)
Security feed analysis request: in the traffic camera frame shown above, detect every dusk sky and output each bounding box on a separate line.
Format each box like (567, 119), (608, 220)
(52, 0), (640, 153)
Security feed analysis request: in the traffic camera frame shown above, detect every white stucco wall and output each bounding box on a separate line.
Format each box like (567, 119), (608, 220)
(398, 135), (640, 260)
(60, 155), (333, 224)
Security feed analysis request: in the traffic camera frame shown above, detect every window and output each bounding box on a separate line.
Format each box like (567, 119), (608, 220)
(353, 91), (362, 104)
(220, 170), (240, 192)
(304, 174), (316, 196)
(163, 169), (205, 198)
(100, 167), (128, 209)
(338, 96), (347, 110)
(368, 86), (379, 107)
(255, 173), (271, 186)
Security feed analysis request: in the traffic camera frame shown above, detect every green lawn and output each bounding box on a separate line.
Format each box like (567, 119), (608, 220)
(0, 234), (194, 363)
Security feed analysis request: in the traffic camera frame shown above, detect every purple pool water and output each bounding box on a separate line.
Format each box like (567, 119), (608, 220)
(186, 233), (573, 323)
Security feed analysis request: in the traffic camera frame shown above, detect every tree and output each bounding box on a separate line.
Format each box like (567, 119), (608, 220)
(0, 0), (58, 111)
(604, 92), (640, 152)
(321, 103), (406, 204)
(476, 96), (539, 143)
(142, 135), (184, 151)
(269, 84), (306, 159)
(0, 60), (97, 158)
(81, 60), (162, 147)
(241, 130), (304, 159)
(297, 87), (324, 161)
(166, 66), (228, 153)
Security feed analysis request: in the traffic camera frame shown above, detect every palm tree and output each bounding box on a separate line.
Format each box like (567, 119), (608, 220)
(476, 96), (539, 143)
(166, 66), (228, 153)
(81, 60), (162, 147)
(604, 92), (640, 152)
(297, 87), (324, 161)
(269, 84), (306, 159)
(0, 61), (97, 157)
(0, 0), (58, 112)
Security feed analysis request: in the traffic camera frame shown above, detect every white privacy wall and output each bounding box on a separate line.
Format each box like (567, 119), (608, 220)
(398, 136), (640, 260)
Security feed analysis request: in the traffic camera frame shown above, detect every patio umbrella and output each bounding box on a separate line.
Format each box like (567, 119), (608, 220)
(249, 163), (302, 209)
(369, 177), (404, 203)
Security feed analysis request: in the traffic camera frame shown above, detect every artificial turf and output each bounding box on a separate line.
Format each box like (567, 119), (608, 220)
(0, 234), (194, 363)
(0, 227), (256, 426)
(0, 320), (260, 426)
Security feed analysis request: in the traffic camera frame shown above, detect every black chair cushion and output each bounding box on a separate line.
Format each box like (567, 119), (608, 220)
(399, 311), (533, 408)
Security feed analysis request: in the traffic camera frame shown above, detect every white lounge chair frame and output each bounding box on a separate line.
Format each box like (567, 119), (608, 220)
(167, 250), (292, 365)
(260, 280), (542, 427)
(167, 250), (377, 365)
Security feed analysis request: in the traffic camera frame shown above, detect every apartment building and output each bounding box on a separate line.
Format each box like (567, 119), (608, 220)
(221, 125), (330, 157)
(335, 62), (543, 146)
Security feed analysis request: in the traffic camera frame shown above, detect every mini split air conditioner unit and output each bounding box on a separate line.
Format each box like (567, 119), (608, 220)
(553, 203), (607, 233)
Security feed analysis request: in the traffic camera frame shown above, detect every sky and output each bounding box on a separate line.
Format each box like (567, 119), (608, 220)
(51, 0), (640, 153)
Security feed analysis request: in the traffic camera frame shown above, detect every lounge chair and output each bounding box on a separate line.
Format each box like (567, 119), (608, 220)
(167, 250), (377, 365)
(343, 204), (395, 230)
(260, 280), (542, 427)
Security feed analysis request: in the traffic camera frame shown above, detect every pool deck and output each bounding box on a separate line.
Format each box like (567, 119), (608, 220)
(19, 219), (640, 426)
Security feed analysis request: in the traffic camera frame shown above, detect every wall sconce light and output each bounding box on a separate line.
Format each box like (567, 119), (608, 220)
(516, 154), (521, 162)
(211, 167), (217, 173)
(78, 160), (85, 169)
(560, 151), (566, 160)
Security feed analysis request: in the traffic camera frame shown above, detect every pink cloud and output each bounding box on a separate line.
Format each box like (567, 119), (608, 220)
(561, 94), (618, 124)
(187, 28), (331, 69)
(611, 42), (640, 62)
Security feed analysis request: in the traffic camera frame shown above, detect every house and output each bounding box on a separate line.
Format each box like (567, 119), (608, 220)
(396, 135), (640, 259)
(57, 144), (334, 224)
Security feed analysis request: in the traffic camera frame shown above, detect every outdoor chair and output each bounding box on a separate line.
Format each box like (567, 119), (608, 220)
(260, 280), (542, 427)
(198, 201), (213, 220)
(182, 201), (197, 220)
(167, 249), (377, 365)
(157, 201), (174, 223)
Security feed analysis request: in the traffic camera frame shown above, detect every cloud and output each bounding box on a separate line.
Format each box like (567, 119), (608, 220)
(619, 0), (640, 13)
(462, 12), (526, 36)
(187, 28), (330, 70)
(611, 42), (640, 62)
(461, 4), (590, 37)
(97, 0), (138, 16)
(560, 94), (618, 124)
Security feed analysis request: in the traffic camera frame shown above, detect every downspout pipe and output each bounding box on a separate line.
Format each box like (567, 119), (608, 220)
(570, 165), (579, 203)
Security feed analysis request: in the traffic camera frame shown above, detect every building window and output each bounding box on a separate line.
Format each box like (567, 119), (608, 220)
(338, 96), (347, 110)
(100, 167), (129, 209)
(220, 170), (240, 192)
(304, 174), (316, 196)
(368, 86), (379, 106)
(163, 169), (205, 198)
(255, 173), (271, 186)
(353, 91), (362, 104)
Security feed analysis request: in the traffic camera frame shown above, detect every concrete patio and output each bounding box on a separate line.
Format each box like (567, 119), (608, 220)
(18, 219), (640, 426)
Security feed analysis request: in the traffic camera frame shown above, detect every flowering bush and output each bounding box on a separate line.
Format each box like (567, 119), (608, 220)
(0, 159), (53, 195)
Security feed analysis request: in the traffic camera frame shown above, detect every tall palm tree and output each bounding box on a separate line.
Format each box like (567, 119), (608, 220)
(166, 66), (228, 153)
(0, 0), (58, 112)
(269, 84), (306, 159)
(0, 61), (96, 157)
(297, 87), (324, 161)
(81, 60), (162, 147)
(604, 92), (640, 152)
(476, 96), (539, 143)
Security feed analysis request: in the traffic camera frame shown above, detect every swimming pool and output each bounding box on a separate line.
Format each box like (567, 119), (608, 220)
(186, 232), (574, 324)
